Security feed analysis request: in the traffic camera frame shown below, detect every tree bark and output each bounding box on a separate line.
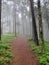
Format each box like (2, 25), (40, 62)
(0, 0), (1, 40)
(43, 0), (49, 28)
(13, 2), (16, 36)
(30, 0), (39, 45)
(37, 0), (44, 51)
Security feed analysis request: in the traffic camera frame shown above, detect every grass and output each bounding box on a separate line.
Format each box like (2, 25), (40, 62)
(0, 34), (18, 65)
(1, 34), (18, 42)
(28, 39), (49, 65)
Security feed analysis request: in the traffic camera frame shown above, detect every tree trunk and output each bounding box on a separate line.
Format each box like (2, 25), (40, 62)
(13, 2), (16, 36)
(0, 0), (1, 40)
(30, 0), (39, 45)
(43, 0), (49, 28)
(37, 0), (44, 53)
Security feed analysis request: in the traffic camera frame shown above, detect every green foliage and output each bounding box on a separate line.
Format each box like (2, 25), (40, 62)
(0, 42), (12, 65)
(38, 52), (49, 65)
(0, 34), (18, 65)
(28, 40), (49, 65)
(1, 34), (17, 42)
(37, 46), (49, 65)
(28, 40), (41, 54)
(0, 43), (11, 49)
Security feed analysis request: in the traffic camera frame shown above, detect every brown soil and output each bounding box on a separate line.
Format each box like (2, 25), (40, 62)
(9, 36), (40, 65)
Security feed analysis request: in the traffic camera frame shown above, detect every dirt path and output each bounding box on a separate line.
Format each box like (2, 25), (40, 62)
(10, 36), (40, 65)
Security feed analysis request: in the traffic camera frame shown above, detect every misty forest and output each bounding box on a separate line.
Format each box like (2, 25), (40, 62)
(0, 0), (49, 65)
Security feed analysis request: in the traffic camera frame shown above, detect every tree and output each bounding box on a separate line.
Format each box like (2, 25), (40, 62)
(43, 0), (49, 28)
(30, 0), (39, 45)
(0, 0), (1, 40)
(37, 0), (44, 53)
(13, 2), (16, 36)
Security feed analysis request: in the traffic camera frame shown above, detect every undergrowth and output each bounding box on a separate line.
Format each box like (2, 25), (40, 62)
(0, 41), (12, 65)
(28, 39), (49, 65)
(1, 34), (18, 42)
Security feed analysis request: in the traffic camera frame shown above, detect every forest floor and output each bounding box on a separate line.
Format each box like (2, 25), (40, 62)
(9, 36), (40, 65)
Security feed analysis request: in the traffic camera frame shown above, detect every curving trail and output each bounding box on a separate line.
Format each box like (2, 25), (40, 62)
(10, 36), (40, 65)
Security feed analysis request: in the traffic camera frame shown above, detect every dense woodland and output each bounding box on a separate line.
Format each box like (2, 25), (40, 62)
(1, 0), (49, 40)
(0, 0), (49, 65)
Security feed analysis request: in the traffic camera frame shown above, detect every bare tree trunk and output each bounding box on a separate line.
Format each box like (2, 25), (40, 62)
(43, 0), (49, 28)
(37, 0), (44, 53)
(13, 2), (16, 36)
(30, 0), (39, 45)
(37, 0), (44, 43)
(0, 0), (1, 40)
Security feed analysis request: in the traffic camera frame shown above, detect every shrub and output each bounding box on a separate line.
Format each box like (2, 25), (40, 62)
(38, 52), (49, 65)
(0, 42), (12, 65)
(29, 40), (49, 65)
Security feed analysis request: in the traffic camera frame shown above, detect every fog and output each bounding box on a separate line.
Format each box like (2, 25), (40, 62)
(1, 0), (49, 40)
